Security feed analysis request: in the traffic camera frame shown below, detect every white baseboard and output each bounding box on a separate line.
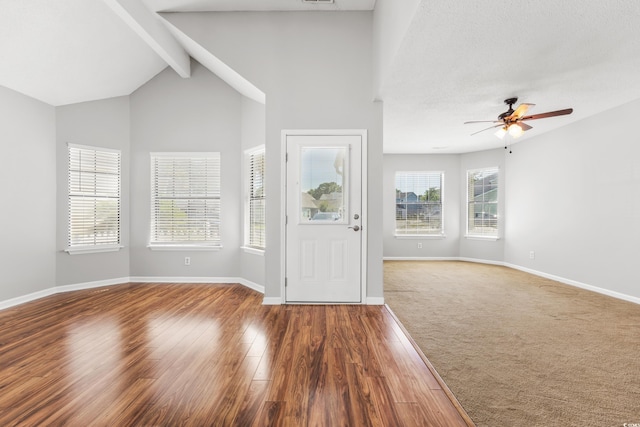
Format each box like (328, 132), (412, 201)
(262, 297), (282, 305)
(504, 263), (640, 305)
(237, 278), (265, 294)
(0, 277), (131, 311)
(383, 256), (460, 261)
(129, 276), (245, 284)
(1, 276), (267, 311)
(366, 297), (385, 305)
(0, 288), (57, 311)
(56, 277), (131, 293)
(130, 276), (265, 294)
(458, 257), (505, 266)
(383, 257), (639, 305)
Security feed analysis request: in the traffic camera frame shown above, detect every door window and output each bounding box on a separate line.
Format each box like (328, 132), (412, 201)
(299, 147), (348, 224)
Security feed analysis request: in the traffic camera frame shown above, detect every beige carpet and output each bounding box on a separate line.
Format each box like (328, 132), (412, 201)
(384, 261), (640, 427)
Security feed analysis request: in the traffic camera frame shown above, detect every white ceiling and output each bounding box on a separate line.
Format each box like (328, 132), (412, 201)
(381, 0), (640, 153)
(0, 0), (167, 106)
(143, 0), (376, 12)
(1, 0), (639, 153)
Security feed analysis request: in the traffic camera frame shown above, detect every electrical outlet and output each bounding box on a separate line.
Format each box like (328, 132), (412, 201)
(185, 257), (191, 266)
(529, 251), (535, 260)
(417, 243), (423, 249)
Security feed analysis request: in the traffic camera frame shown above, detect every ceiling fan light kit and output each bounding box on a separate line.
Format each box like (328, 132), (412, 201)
(465, 97), (573, 141)
(495, 123), (525, 140)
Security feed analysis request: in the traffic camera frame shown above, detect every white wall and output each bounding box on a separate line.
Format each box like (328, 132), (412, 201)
(165, 12), (384, 302)
(383, 154), (461, 258)
(129, 61), (243, 278)
(56, 96), (131, 286)
(240, 96), (266, 286)
(0, 86), (56, 301)
(505, 99), (640, 299)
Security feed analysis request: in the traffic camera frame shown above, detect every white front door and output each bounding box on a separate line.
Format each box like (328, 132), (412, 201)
(285, 133), (364, 303)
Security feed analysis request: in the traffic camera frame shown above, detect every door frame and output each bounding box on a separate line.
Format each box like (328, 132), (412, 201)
(280, 129), (368, 304)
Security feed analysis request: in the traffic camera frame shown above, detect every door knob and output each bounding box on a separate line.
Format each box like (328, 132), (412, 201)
(348, 225), (360, 232)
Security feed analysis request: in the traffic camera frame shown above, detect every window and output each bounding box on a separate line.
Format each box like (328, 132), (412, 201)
(395, 171), (443, 236)
(467, 167), (499, 237)
(67, 144), (121, 253)
(245, 146), (266, 250)
(150, 153), (221, 248)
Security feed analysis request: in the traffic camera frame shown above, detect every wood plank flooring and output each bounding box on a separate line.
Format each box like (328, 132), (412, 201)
(0, 283), (473, 426)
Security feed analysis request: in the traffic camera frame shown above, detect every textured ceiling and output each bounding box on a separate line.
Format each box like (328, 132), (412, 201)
(383, 0), (640, 153)
(1, 0), (638, 153)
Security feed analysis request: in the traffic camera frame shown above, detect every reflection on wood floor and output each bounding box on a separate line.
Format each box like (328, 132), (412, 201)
(0, 283), (473, 426)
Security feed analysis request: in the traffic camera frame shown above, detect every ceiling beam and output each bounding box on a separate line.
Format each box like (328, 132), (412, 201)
(162, 17), (265, 104)
(102, 0), (190, 78)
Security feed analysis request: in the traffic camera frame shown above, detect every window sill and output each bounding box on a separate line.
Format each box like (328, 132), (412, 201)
(395, 234), (446, 240)
(464, 235), (500, 241)
(147, 244), (222, 251)
(242, 246), (265, 256)
(65, 245), (124, 255)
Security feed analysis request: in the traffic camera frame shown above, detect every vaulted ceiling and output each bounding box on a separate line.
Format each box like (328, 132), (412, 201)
(1, 0), (639, 153)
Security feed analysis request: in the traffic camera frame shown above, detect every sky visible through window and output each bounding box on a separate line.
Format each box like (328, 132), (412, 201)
(396, 174), (441, 196)
(301, 147), (345, 192)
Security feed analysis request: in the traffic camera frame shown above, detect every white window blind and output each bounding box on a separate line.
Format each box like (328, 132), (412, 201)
(247, 147), (266, 249)
(150, 153), (221, 246)
(395, 171), (443, 235)
(68, 144), (121, 249)
(467, 167), (499, 237)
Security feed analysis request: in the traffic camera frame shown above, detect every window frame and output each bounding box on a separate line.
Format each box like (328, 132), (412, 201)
(243, 146), (266, 253)
(394, 171), (445, 238)
(466, 166), (500, 239)
(66, 143), (122, 255)
(148, 152), (222, 250)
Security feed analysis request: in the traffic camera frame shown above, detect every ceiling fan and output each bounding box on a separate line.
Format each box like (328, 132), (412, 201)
(464, 97), (573, 139)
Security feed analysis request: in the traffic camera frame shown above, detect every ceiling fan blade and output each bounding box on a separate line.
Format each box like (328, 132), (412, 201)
(519, 122), (533, 131)
(521, 108), (573, 121)
(464, 120), (501, 124)
(470, 124), (503, 136)
(511, 103), (535, 119)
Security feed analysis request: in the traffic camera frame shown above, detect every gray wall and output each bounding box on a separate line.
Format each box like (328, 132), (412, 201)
(130, 61), (243, 278)
(56, 96), (131, 286)
(383, 106), (640, 301)
(383, 148), (505, 262)
(165, 12), (384, 301)
(240, 97), (266, 287)
(458, 148), (505, 262)
(505, 99), (640, 299)
(0, 85), (56, 301)
(383, 154), (461, 258)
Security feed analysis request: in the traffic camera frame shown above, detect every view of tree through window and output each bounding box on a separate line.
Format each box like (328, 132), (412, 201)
(467, 167), (499, 236)
(395, 172), (443, 235)
(300, 147), (346, 221)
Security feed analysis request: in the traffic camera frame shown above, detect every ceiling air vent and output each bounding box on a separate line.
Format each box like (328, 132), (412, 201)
(302, 0), (335, 3)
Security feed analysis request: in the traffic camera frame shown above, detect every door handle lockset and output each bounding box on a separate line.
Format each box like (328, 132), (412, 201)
(348, 225), (360, 232)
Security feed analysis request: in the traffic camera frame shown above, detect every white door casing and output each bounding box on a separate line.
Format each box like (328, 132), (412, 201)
(282, 130), (367, 303)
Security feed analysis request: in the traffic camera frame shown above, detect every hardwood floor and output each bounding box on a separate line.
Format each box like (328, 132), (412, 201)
(0, 283), (473, 426)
